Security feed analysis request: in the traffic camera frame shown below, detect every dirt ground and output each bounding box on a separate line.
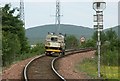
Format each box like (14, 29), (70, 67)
(57, 51), (95, 79)
(2, 57), (35, 80)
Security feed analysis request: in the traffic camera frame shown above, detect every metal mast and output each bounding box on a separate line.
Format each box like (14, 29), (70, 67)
(20, 0), (25, 27)
(55, 0), (61, 34)
(93, 0), (106, 78)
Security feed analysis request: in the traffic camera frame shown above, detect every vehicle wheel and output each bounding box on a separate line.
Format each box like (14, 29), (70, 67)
(62, 51), (65, 55)
(59, 52), (65, 56)
(62, 50), (65, 55)
(45, 52), (49, 56)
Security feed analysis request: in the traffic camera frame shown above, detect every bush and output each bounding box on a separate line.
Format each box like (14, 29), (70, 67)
(30, 43), (45, 55)
(80, 39), (96, 48)
(2, 32), (21, 66)
(101, 50), (118, 66)
(65, 35), (79, 49)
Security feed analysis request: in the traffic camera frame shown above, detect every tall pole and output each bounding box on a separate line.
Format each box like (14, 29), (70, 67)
(55, 0), (61, 34)
(97, 12), (101, 78)
(20, 0), (25, 27)
(93, 1), (106, 78)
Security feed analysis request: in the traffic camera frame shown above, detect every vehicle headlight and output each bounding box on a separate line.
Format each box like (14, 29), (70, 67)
(47, 42), (50, 45)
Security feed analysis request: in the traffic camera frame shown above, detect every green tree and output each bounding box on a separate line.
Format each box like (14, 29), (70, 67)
(85, 39), (96, 48)
(30, 43), (45, 54)
(2, 4), (30, 66)
(105, 28), (117, 41)
(100, 29), (119, 66)
(2, 31), (21, 66)
(2, 4), (30, 54)
(65, 35), (79, 49)
(104, 29), (118, 51)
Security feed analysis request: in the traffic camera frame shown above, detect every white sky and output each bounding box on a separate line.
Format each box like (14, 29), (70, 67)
(1, 0), (119, 29)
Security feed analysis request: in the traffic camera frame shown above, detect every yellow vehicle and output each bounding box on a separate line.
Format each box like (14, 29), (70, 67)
(45, 32), (65, 55)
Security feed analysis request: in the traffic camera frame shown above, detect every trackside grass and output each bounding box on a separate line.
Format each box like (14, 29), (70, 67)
(75, 58), (119, 80)
(101, 66), (118, 79)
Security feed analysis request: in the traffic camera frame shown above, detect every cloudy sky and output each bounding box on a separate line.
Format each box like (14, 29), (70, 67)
(1, 0), (119, 29)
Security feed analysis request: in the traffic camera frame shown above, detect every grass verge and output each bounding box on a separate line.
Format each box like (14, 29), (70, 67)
(75, 58), (119, 80)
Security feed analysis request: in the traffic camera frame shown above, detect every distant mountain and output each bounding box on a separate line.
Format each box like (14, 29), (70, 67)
(26, 24), (94, 44)
(25, 24), (119, 45)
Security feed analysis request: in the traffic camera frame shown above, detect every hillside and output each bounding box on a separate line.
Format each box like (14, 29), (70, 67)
(25, 24), (119, 45)
(26, 24), (94, 44)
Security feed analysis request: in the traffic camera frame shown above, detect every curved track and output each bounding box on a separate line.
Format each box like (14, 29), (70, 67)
(24, 55), (62, 81)
(23, 48), (94, 81)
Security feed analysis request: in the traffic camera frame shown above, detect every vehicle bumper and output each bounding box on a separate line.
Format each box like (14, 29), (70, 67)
(46, 49), (61, 52)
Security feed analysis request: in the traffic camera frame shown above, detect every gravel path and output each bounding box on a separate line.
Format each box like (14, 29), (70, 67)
(56, 51), (95, 79)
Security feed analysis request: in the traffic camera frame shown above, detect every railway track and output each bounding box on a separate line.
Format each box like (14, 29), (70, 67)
(23, 48), (94, 81)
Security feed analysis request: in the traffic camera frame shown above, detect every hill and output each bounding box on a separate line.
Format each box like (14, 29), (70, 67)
(25, 24), (119, 45)
(25, 24), (94, 44)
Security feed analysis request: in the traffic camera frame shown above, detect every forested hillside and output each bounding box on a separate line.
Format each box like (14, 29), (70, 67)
(26, 24), (94, 44)
(26, 24), (119, 45)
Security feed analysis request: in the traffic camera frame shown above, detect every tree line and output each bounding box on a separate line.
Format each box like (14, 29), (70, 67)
(65, 28), (119, 66)
(90, 29), (119, 66)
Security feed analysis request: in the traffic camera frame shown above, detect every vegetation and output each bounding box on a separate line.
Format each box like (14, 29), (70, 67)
(30, 43), (45, 55)
(79, 39), (96, 48)
(77, 28), (120, 79)
(2, 4), (45, 67)
(80, 28), (119, 66)
(65, 35), (79, 49)
(76, 58), (97, 78)
(2, 4), (27, 66)
(76, 59), (119, 79)
(100, 29), (118, 66)
(16, 43), (45, 61)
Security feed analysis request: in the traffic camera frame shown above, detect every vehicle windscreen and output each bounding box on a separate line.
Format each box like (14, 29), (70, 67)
(51, 37), (58, 42)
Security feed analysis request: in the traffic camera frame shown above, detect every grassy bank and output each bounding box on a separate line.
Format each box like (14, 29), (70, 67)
(75, 58), (119, 80)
